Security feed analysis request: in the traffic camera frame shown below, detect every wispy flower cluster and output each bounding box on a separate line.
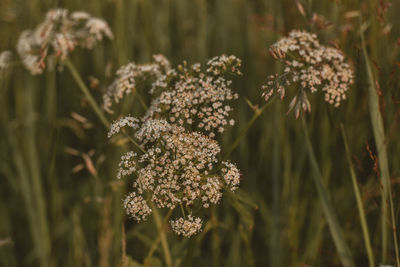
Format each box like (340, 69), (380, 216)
(16, 9), (113, 75)
(0, 51), (12, 71)
(0, 51), (12, 79)
(262, 30), (354, 117)
(103, 54), (171, 113)
(170, 215), (203, 237)
(110, 118), (240, 236)
(108, 55), (242, 237)
(105, 54), (241, 138)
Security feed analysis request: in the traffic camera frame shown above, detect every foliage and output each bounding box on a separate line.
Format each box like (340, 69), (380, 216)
(0, 0), (399, 266)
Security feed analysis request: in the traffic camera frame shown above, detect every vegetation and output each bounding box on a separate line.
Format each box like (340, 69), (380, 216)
(0, 0), (399, 266)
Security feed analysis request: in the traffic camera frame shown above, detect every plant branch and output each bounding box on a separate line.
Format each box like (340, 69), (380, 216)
(65, 58), (109, 128)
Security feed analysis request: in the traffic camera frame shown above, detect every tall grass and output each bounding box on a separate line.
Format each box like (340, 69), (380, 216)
(1, 0), (399, 266)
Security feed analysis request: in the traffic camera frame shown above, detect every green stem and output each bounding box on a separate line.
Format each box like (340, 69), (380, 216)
(223, 96), (276, 160)
(340, 123), (374, 267)
(145, 209), (173, 263)
(66, 58), (146, 154)
(180, 203), (187, 220)
(136, 93), (148, 110)
(8, 128), (48, 267)
(145, 235), (161, 262)
(151, 204), (172, 267)
(301, 117), (355, 267)
(360, 18), (399, 266)
(65, 58), (109, 128)
(19, 75), (52, 267)
(121, 129), (146, 154)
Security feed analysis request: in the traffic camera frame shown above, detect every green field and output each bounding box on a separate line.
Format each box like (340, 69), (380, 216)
(1, 0), (399, 266)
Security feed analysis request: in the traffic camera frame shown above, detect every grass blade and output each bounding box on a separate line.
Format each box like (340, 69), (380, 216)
(340, 123), (374, 267)
(301, 116), (355, 267)
(359, 18), (399, 266)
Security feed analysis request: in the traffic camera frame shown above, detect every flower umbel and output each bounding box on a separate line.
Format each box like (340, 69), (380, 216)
(105, 54), (241, 138)
(170, 215), (203, 237)
(0, 51), (12, 79)
(0, 51), (12, 71)
(110, 118), (240, 235)
(262, 30), (354, 118)
(16, 9), (113, 75)
(103, 54), (171, 113)
(123, 192), (152, 222)
(108, 55), (242, 237)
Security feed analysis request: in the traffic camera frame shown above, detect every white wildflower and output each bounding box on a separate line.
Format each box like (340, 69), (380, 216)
(16, 8), (113, 75)
(108, 116), (139, 138)
(117, 151), (137, 179)
(0, 51), (12, 71)
(170, 215), (202, 237)
(221, 161), (241, 191)
(109, 55), (243, 237)
(263, 29), (354, 117)
(102, 54), (171, 113)
(123, 192), (152, 221)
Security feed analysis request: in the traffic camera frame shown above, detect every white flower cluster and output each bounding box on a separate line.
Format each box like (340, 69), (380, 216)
(105, 54), (240, 137)
(221, 161), (241, 192)
(117, 151), (137, 179)
(103, 54), (171, 113)
(108, 116), (139, 138)
(146, 55), (241, 138)
(110, 118), (240, 212)
(16, 9), (113, 75)
(170, 215), (203, 237)
(262, 30), (354, 118)
(133, 120), (222, 209)
(206, 54), (242, 76)
(123, 192), (152, 221)
(109, 55), (242, 237)
(0, 51), (12, 71)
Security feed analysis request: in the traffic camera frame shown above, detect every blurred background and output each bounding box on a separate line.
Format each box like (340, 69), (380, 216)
(0, 0), (400, 266)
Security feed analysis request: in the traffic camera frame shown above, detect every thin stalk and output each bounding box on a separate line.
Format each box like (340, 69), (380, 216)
(44, 69), (57, 122)
(65, 58), (109, 128)
(23, 77), (51, 266)
(360, 19), (399, 266)
(145, 235), (161, 262)
(180, 203), (187, 220)
(223, 96), (276, 160)
(301, 116), (355, 267)
(136, 93), (148, 110)
(7, 129), (46, 266)
(121, 129), (146, 154)
(145, 209), (173, 263)
(340, 123), (374, 267)
(150, 204), (172, 267)
(65, 58), (146, 154)
(121, 223), (128, 267)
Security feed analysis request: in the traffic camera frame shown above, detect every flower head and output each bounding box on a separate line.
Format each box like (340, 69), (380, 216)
(263, 30), (354, 118)
(170, 215), (203, 237)
(110, 117), (240, 236)
(221, 161), (241, 192)
(0, 51), (12, 74)
(16, 9), (113, 75)
(105, 55), (240, 137)
(123, 192), (152, 221)
(108, 54), (242, 237)
(103, 54), (171, 113)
